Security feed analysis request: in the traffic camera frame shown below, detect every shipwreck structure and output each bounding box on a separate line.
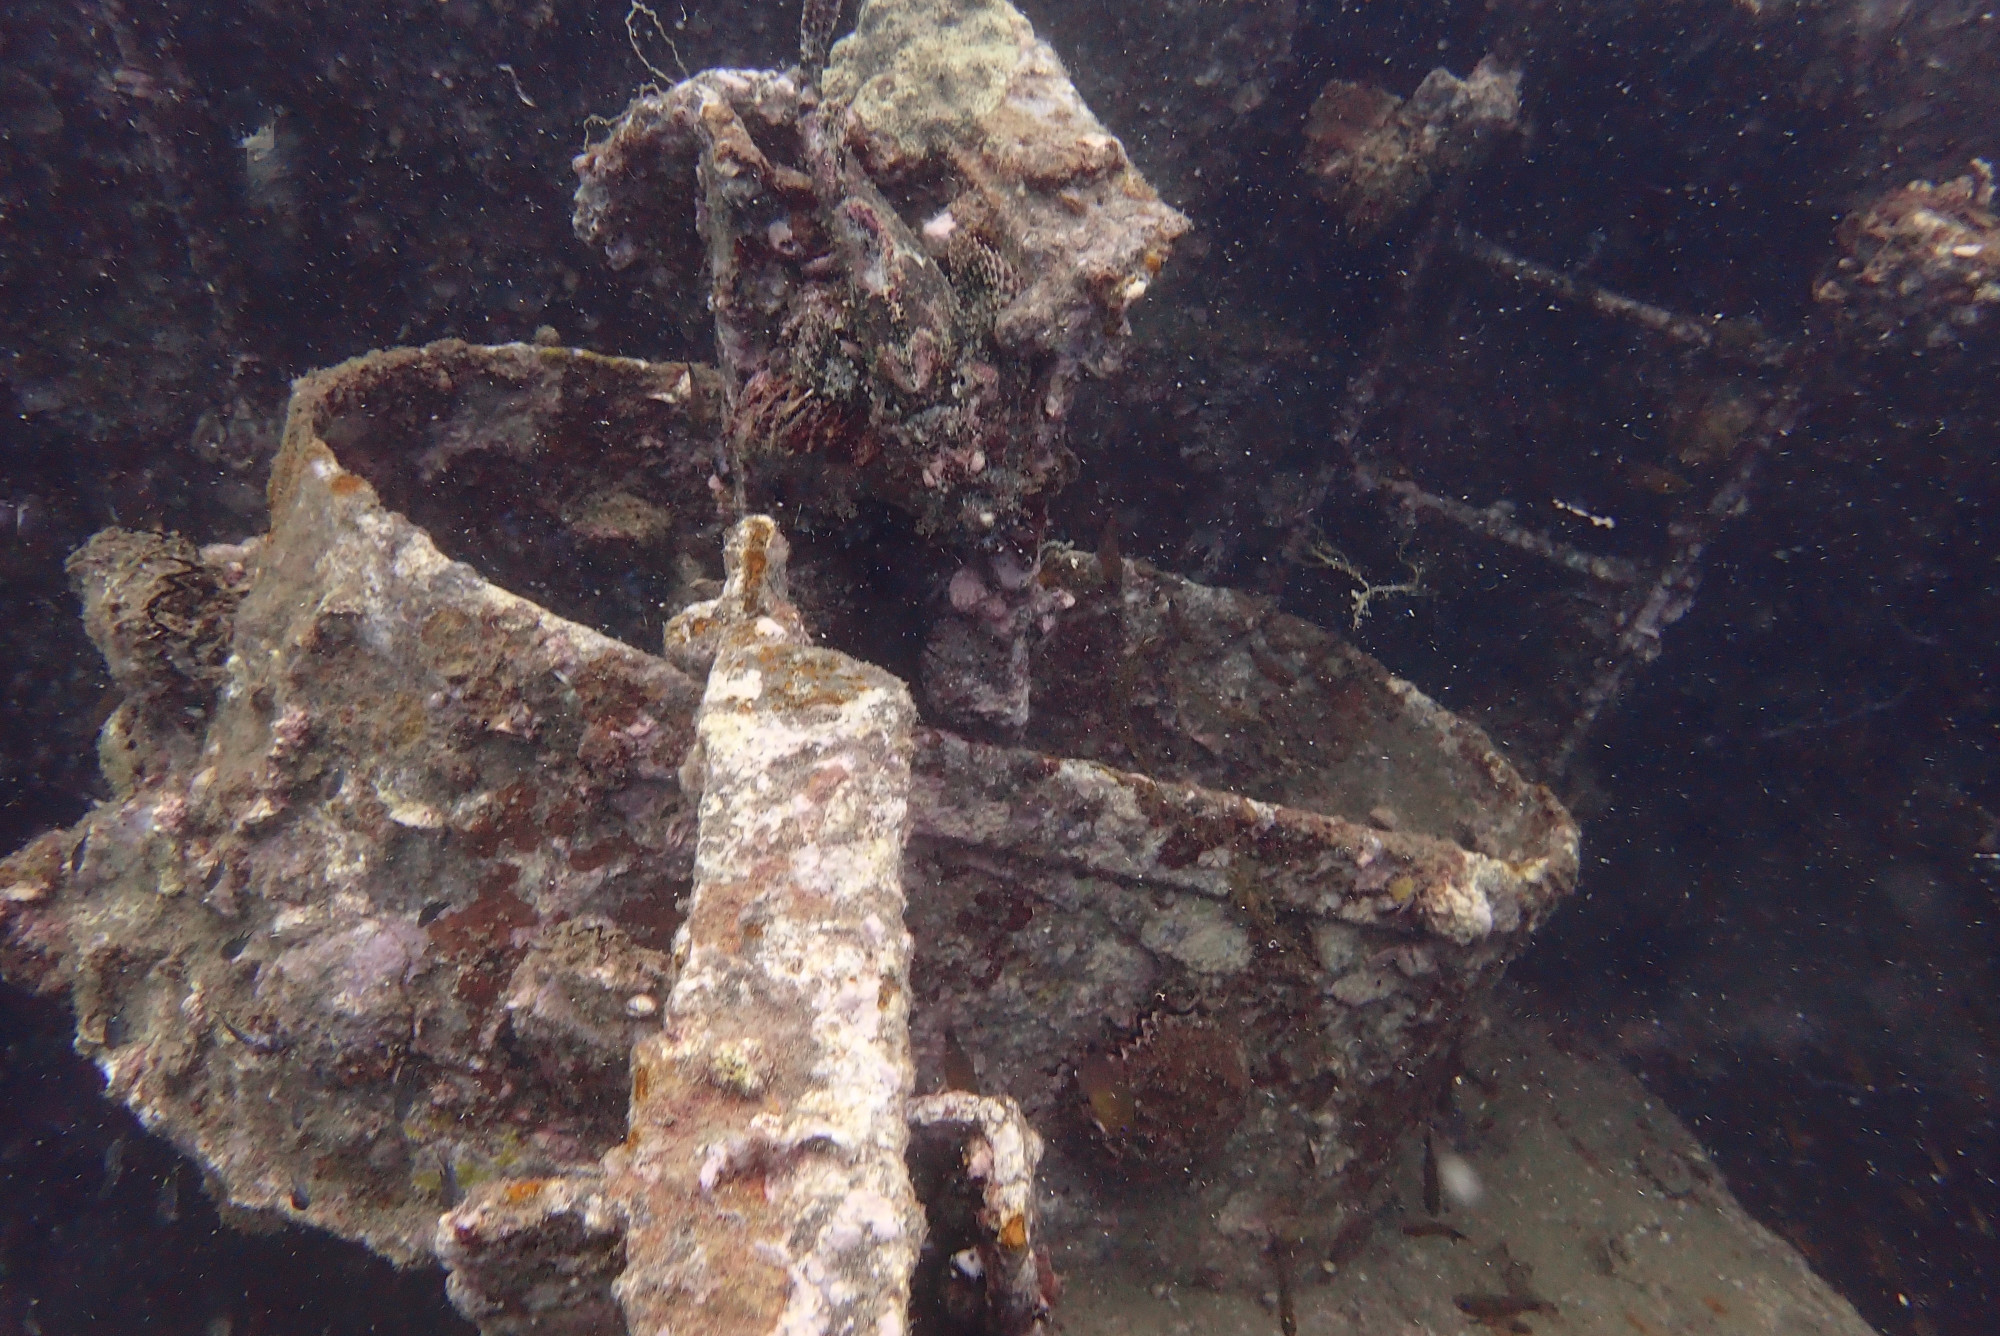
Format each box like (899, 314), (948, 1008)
(1, 2), (1577, 1332)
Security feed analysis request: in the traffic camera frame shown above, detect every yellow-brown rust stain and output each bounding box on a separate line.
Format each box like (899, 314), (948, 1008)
(803, 763), (849, 807)
(998, 1213), (1028, 1251)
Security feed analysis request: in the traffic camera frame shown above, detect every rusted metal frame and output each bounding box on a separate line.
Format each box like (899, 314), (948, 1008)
(1550, 376), (1806, 775)
(1290, 198), (1641, 592)
(1352, 460), (1641, 586)
(1318, 208), (1817, 773)
(906, 1092), (1051, 1336)
(908, 728), (1569, 945)
(1284, 199), (1457, 568)
(1449, 226), (1793, 367)
(1334, 223), (1796, 593)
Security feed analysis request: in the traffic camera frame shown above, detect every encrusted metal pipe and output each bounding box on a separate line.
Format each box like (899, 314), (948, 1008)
(608, 515), (924, 1336)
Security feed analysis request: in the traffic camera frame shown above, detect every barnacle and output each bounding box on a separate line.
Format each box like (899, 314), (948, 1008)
(943, 230), (1023, 321)
(704, 1038), (769, 1099)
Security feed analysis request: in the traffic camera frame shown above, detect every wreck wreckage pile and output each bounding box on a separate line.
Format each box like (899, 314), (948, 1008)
(0, 1), (1577, 1332)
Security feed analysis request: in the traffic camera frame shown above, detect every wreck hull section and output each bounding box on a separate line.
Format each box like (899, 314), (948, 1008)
(1, 340), (1574, 1327)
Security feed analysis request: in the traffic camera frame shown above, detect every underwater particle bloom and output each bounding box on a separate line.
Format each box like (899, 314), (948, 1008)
(922, 208), (958, 243)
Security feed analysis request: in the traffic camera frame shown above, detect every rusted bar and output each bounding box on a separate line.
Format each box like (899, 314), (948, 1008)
(1353, 460), (1641, 586)
(608, 516), (924, 1336)
(1551, 377), (1806, 775)
(1451, 226), (1791, 366)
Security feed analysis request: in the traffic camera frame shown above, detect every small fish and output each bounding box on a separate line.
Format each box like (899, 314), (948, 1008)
(156, 1167), (181, 1224)
(1402, 1221), (1469, 1241)
(217, 1014), (286, 1055)
(1270, 1238), (1298, 1336)
(437, 1151), (461, 1209)
(1624, 461), (1691, 496)
(1097, 514), (1124, 587)
(1968, 1201), (1995, 1239)
(98, 1134), (128, 1202)
(1486, 1240), (1538, 1300)
(1455, 1293), (1556, 1321)
(1076, 1051), (1134, 1134)
(942, 1029), (980, 1094)
(1423, 1127), (1442, 1216)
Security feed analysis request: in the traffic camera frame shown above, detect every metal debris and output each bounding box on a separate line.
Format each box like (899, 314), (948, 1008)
(0, 335), (1577, 1329)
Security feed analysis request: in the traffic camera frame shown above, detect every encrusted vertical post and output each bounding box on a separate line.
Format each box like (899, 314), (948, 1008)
(609, 515), (922, 1336)
(799, 0), (843, 84)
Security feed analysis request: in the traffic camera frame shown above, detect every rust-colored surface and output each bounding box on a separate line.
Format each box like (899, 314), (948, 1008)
(0, 343), (716, 1265)
(607, 516), (924, 1336)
